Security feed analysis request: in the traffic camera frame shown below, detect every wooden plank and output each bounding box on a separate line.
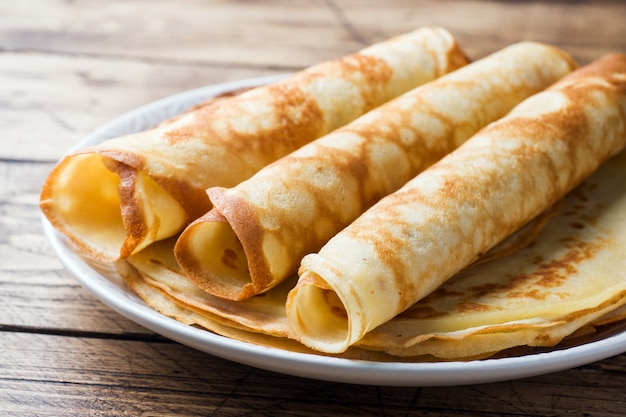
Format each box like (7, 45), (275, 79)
(0, 160), (149, 333)
(0, 333), (419, 416)
(2, 332), (626, 416)
(0, 52), (283, 162)
(336, 0), (626, 64)
(5, 0), (622, 73)
(4, 0), (624, 162)
(0, 0), (360, 68)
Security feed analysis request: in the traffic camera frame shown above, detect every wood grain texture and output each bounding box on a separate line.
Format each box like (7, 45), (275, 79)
(3, 332), (626, 416)
(336, 0), (626, 64)
(0, 53), (282, 161)
(0, 0), (357, 68)
(2, 0), (626, 415)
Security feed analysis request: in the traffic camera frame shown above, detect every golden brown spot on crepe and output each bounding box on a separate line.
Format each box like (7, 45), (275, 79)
(553, 53), (626, 89)
(422, 41), (470, 78)
(327, 53), (394, 110)
(431, 287), (465, 299)
(396, 305), (448, 320)
(168, 84), (324, 158)
(466, 238), (605, 301)
(560, 187), (603, 233)
(458, 302), (498, 313)
(534, 256), (579, 286)
(323, 290), (348, 319)
(221, 249), (239, 270)
(148, 257), (181, 275)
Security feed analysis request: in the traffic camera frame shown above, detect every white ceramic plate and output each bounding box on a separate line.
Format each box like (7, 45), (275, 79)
(43, 75), (626, 387)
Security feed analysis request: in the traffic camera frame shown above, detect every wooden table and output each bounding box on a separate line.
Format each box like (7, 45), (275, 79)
(3, 1), (626, 415)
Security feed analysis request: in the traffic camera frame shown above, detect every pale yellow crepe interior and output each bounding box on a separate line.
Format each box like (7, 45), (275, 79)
(41, 151), (188, 259)
(46, 154), (125, 257)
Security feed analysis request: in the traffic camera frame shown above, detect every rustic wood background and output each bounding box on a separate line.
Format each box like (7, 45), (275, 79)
(2, 0), (626, 415)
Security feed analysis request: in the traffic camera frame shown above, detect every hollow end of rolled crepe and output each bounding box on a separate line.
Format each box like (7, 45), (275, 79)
(286, 271), (353, 354)
(40, 152), (187, 261)
(175, 214), (259, 301)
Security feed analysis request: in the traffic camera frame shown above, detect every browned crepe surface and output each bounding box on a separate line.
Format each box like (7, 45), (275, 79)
(288, 53), (626, 354)
(41, 27), (468, 261)
(175, 41), (576, 301)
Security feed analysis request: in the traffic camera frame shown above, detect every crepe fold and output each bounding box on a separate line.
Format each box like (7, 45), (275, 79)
(40, 27), (468, 262)
(287, 53), (626, 354)
(174, 42), (576, 301)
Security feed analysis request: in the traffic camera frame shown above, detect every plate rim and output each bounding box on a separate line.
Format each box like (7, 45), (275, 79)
(43, 75), (626, 387)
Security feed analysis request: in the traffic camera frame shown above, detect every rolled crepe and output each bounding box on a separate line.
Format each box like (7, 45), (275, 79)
(40, 26), (468, 262)
(287, 53), (626, 354)
(175, 42), (576, 301)
(356, 149), (626, 359)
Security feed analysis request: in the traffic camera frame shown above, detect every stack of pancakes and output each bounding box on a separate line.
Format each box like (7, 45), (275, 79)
(41, 27), (626, 361)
